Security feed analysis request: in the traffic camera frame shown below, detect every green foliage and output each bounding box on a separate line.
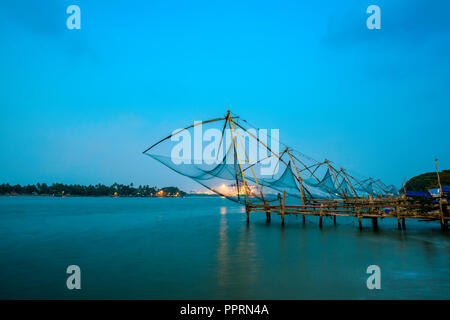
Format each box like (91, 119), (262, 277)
(404, 169), (450, 191)
(0, 183), (186, 197)
(161, 186), (183, 195)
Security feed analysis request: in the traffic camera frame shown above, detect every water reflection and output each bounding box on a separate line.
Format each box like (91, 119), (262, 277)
(217, 206), (229, 287)
(1, 197), (447, 299)
(216, 205), (261, 297)
(236, 217), (258, 292)
(280, 223), (287, 254)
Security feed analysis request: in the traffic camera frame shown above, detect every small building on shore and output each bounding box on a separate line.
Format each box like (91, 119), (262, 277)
(428, 186), (450, 198)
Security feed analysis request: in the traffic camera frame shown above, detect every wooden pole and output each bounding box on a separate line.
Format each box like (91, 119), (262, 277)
(369, 195), (378, 229)
(319, 204), (323, 228)
(245, 204), (250, 223)
(228, 116), (242, 203)
(232, 121), (294, 177)
(357, 208), (362, 230)
(232, 120), (271, 222)
(341, 169), (359, 198)
(373, 178), (390, 195)
(229, 119), (249, 204)
(279, 191), (286, 226)
(288, 153), (334, 195)
(372, 217), (378, 229)
(232, 120), (265, 202)
(233, 119), (314, 200)
(435, 158), (446, 230)
(344, 172), (373, 195)
(286, 149), (306, 205)
(215, 111), (230, 160)
(326, 161), (347, 198)
(435, 158), (443, 194)
(396, 202), (402, 230)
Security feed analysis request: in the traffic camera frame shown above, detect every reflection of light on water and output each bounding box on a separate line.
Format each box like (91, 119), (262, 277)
(217, 207), (229, 287)
(234, 222), (259, 288)
(216, 205), (260, 294)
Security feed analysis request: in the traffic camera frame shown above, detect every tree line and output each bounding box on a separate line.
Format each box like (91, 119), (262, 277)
(404, 169), (450, 191)
(0, 183), (186, 197)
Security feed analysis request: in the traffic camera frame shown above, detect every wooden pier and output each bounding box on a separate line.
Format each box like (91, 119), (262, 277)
(246, 192), (449, 230)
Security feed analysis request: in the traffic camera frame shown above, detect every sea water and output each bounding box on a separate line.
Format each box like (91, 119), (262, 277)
(0, 196), (448, 299)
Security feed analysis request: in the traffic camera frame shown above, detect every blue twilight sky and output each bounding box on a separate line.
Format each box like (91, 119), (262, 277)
(0, 0), (449, 191)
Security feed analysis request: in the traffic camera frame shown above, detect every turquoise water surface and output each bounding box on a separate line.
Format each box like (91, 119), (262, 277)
(0, 196), (449, 299)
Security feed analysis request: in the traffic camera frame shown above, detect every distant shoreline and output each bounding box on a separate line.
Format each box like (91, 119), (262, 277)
(0, 193), (222, 198)
(0, 183), (189, 198)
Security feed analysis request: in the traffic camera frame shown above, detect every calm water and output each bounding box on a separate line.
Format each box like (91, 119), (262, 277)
(0, 196), (449, 299)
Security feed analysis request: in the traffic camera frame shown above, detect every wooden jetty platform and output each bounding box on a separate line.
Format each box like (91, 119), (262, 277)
(246, 190), (449, 230)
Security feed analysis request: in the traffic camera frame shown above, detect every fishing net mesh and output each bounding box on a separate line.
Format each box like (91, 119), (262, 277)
(144, 115), (398, 205)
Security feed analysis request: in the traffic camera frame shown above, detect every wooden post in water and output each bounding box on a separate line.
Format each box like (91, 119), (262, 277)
(400, 179), (407, 230)
(357, 208), (362, 230)
(319, 204), (323, 228)
(279, 191), (286, 226)
(333, 215), (336, 225)
(369, 195), (378, 229)
(372, 217), (378, 229)
(396, 201), (402, 230)
(265, 201), (271, 223)
(435, 158), (447, 231)
(245, 204), (250, 224)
